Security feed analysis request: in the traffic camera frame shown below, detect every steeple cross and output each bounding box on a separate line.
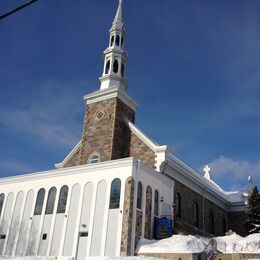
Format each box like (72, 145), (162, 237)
(203, 165), (211, 175)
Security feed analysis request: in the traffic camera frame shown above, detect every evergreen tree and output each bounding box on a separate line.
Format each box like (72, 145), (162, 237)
(245, 186), (260, 234)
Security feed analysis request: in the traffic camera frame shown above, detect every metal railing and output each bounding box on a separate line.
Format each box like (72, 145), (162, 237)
(199, 238), (217, 260)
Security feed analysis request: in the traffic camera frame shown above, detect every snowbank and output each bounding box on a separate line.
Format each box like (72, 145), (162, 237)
(216, 233), (260, 253)
(137, 235), (209, 254)
(137, 233), (260, 254)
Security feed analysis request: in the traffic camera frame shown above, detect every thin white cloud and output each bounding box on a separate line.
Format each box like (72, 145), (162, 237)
(0, 160), (35, 174)
(207, 155), (260, 184)
(0, 80), (85, 149)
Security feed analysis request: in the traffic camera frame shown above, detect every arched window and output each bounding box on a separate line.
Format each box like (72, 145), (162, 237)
(137, 182), (142, 210)
(113, 60), (119, 73)
(175, 192), (181, 218)
(0, 194), (5, 217)
(90, 154), (100, 164)
(116, 35), (120, 46)
(154, 190), (159, 216)
(193, 202), (199, 227)
(109, 178), (121, 209)
(105, 60), (110, 74)
(45, 187), (57, 214)
(34, 188), (45, 215)
(110, 35), (115, 47)
(209, 210), (214, 234)
(57, 185), (68, 214)
(121, 62), (125, 77)
(121, 37), (124, 47)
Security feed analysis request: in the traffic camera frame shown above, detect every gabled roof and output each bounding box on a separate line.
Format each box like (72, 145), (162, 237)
(55, 140), (81, 169)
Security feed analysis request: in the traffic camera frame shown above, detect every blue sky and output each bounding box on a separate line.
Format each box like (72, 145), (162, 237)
(0, 0), (260, 191)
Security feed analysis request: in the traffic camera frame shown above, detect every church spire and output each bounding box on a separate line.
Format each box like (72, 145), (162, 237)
(99, 0), (128, 91)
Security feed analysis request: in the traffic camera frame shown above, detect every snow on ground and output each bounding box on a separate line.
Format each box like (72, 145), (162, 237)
(137, 233), (260, 254)
(0, 257), (161, 260)
(216, 233), (260, 253)
(137, 235), (209, 254)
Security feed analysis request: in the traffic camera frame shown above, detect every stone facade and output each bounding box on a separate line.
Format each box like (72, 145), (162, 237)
(64, 149), (81, 167)
(145, 186), (152, 239)
(120, 177), (135, 256)
(77, 97), (135, 165)
(228, 211), (248, 237)
(174, 180), (227, 236)
(135, 210), (143, 248)
(129, 132), (155, 169)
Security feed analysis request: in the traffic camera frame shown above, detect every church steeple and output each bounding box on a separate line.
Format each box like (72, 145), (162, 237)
(99, 0), (128, 91)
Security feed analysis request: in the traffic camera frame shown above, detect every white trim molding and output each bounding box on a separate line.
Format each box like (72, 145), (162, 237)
(84, 87), (139, 112)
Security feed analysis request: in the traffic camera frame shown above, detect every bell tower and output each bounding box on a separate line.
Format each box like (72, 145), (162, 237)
(100, 0), (128, 91)
(77, 0), (138, 165)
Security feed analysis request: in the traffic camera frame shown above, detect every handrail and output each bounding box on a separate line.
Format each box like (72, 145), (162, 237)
(199, 238), (217, 260)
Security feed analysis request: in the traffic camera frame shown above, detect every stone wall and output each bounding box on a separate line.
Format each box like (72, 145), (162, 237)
(120, 177), (135, 256)
(174, 180), (226, 236)
(130, 133), (155, 169)
(228, 211), (248, 237)
(135, 210), (143, 248)
(145, 186), (152, 239)
(64, 148), (80, 167)
(77, 97), (135, 165)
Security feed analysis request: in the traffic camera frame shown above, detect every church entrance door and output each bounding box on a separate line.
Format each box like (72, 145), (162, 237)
(76, 232), (88, 260)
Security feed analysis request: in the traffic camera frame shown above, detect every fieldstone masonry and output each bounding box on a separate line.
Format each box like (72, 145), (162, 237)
(120, 177), (135, 256)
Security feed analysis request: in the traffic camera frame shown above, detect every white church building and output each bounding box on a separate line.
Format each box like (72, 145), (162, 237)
(0, 0), (248, 259)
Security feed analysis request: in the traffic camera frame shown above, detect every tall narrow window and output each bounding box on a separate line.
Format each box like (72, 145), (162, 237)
(121, 37), (124, 47)
(57, 185), (68, 214)
(154, 190), (159, 216)
(193, 202), (199, 227)
(113, 60), (119, 73)
(121, 62), (125, 77)
(0, 194), (5, 217)
(34, 188), (45, 215)
(223, 218), (226, 235)
(105, 60), (110, 74)
(116, 35), (120, 46)
(209, 210), (214, 234)
(137, 182), (142, 210)
(109, 178), (121, 209)
(90, 154), (100, 164)
(45, 187), (57, 214)
(110, 35), (114, 47)
(175, 192), (181, 218)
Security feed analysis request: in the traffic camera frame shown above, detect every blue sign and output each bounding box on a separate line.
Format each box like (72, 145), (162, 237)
(154, 217), (173, 240)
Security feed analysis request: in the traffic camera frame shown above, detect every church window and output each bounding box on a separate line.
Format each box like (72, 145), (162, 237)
(121, 37), (124, 47)
(110, 35), (114, 47)
(209, 210), (214, 234)
(113, 60), (119, 73)
(0, 194), (4, 218)
(109, 178), (121, 209)
(116, 35), (120, 46)
(90, 154), (100, 164)
(45, 187), (57, 214)
(137, 182), (142, 210)
(193, 202), (199, 227)
(175, 192), (181, 218)
(121, 62), (125, 77)
(105, 60), (110, 74)
(95, 110), (105, 121)
(57, 185), (68, 214)
(154, 190), (159, 216)
(34, 188), (45, 215)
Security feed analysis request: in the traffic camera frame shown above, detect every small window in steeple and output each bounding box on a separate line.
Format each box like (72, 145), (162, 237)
(105, 60), (110, 74)
(121, 37), (124, 47)
(121, 62), (125, 77)
(116, 35), (120, 46)
(110, 35), (114, 47)
(113, 60), (119, 73)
